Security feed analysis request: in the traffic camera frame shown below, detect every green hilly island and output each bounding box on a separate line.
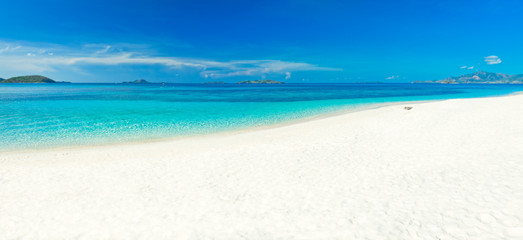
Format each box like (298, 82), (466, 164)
(121, 79), (152, 84)
(0, 75), (57, 83)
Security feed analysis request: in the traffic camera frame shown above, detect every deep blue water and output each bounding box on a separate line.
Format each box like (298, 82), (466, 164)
(1, 83), (522, 151)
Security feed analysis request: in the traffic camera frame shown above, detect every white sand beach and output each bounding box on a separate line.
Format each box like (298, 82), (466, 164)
(1, 94), (523, 239)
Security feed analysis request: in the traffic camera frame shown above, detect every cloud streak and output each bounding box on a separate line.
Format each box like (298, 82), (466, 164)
(385, 75), (398, 80)
(460, 66), (474, 69)
(0, 41), (341, 79)
(484, 55), (501, 65)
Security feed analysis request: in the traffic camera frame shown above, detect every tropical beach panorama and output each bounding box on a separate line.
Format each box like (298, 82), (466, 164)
(1, 1), (523, 239)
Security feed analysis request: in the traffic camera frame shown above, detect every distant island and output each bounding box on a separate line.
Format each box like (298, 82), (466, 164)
(413, 71), (523, 84)
(121, 79), (152, 84)
(237, 79), (284, 84)
(0, 75), (64, 83)
(203, 81), (225, 84)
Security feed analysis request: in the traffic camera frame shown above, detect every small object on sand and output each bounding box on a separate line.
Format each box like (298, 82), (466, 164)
(404, 106), (413, 110)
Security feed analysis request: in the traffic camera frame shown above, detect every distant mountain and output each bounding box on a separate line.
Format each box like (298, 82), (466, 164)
(511, 74), (523, 82)
(122, 79), (152, 84)
(237, 79), (284, 84)
(0, 75), (57, 83)
(0, 77), (3, 81)
(413, 71), (523, 84)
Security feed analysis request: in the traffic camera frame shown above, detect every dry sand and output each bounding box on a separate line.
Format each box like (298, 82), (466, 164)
(1, 94), (523, 239)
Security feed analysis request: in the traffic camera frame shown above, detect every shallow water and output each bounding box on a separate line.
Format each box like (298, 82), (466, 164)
(1, 83), (522, 151)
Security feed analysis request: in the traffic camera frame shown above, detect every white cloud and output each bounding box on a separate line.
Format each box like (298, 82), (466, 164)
(385, 75), (399, 80)
(460, 66), (474, 69)
(0, 41), (341, 78)
(467, 66), (474, 69)
(192, 60), (339, 78)
(95, 45), (112, 54)
(0, 45), (21, 54)
(460, 66), (467, 69)
(484, 55), (501, 65)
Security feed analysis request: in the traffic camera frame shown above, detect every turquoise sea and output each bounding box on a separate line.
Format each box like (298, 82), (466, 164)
(1, 83), (523, 151)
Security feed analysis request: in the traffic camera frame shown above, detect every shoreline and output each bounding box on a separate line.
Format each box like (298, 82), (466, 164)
(0, 99), (436, 155)
(3, 91), (520, 155)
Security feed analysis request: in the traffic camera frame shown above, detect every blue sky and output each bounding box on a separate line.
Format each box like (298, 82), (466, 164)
(0, 0), (522, 83)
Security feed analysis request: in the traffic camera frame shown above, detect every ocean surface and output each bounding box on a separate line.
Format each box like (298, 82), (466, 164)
(1, 83), (523, 151)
